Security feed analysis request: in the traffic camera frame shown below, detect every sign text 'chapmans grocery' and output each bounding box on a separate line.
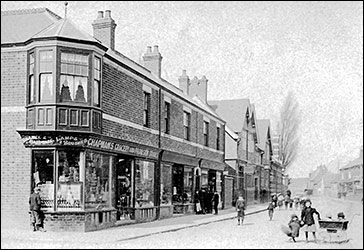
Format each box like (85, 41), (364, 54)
(21, 135), (158, 159)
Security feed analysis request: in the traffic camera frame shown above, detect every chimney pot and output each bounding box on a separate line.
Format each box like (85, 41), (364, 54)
(105, 10), (111, 18)
(97, 11), (104, 19)
(153, 45), (159, 53)
(147, 46), (152, 53)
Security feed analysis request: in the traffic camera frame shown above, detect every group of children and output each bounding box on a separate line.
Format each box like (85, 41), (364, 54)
(267, 198), (346, 243)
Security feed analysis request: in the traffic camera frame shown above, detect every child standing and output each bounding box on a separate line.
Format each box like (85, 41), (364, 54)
(235, 195), (246, 226)
(267, 201), (275, 220)
(301, 200), (321, 243)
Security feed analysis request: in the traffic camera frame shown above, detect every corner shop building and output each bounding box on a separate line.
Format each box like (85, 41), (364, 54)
(1, 8), (227, 231)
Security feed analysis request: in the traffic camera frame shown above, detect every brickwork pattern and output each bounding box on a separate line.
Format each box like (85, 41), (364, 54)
(1, 51), (27, 106)
(1, 112), (30, 228)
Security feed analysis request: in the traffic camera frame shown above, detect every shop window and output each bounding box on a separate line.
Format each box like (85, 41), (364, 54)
(116, 159), (133, 220)
(164, 102), (170, 134)
(60, 52), (88, 103)
(28, 52), (35, 104)
(183, 167), (193, 203)
(57, 150), (83, 211)
(94, 57), (101, 107)
(31, 150), (54, 210)
(85, 151), (110, 209)
(143, 92), (150, 127)
(161, 164), (172, 206)
(183, 111), (190, 141)
(135, 160), (155, 207)
(201, 169), (208, 188)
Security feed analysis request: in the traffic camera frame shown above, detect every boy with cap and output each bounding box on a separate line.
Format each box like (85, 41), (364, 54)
(29, 186), (46, 232)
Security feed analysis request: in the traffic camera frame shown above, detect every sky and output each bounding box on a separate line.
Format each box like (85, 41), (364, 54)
(2, 1), (363, 178)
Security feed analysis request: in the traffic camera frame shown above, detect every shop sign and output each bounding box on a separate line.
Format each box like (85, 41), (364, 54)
(21, 135), (159, 159)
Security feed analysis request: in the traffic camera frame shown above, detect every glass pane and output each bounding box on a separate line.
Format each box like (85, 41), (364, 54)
(75, 65), (81, 75)
(81, 65), (88, 76)
(172, 165), (184, 204)
(68, 53), (75, 63)
(161, 164), (172, 205)
(67, 63), (74, 74)
(135, 160), (155, 207)
(30, 53), (35, 64)
(39, 74), (53, 103)
(61, 52), (67, 62)
(74, 77), (87, 102)
(75, 54), (81, 64)
(183, 167), (193, 203)
(93, 80), (99, 106)
(31, 150), (54, 210)
(85, 152), (110, 209)
(29, 75), (34, 103)
(57, 150), (82, 211)
(60, 75), (73, 102)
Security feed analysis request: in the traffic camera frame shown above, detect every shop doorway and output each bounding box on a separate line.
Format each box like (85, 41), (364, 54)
(115, 158), (133, 220)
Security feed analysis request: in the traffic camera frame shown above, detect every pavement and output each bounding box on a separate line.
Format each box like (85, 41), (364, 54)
(1, 202), (269, 246)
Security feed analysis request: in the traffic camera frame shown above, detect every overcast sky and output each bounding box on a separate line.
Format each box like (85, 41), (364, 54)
(2, 1), (363, 178)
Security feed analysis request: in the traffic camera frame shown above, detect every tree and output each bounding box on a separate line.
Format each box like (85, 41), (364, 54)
(277, 91), (300, 172)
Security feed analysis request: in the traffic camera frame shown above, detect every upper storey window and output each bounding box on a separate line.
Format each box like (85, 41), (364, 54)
(39, 50), (54, 103)
(29, 52), (35, 104)
(60, 52), (88, 103)
(93, 57), (101, 107)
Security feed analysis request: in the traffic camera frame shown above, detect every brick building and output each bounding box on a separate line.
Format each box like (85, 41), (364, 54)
(338, 148), (363, 200)
(1, 8), (226, 232)
(208, 99), (278, 205)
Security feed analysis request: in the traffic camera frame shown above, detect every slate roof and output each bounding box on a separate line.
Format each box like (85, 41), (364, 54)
(208, 98), (251, 132)
(256, 119), (271, 151)
(32, 18), (99, 43)
(340, 156), (363, 170)
(1, 8), (61, 44)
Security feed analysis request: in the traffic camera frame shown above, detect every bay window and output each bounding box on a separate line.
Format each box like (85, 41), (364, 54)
(29, 52), (35, 104)
(94, 57), (101, 107)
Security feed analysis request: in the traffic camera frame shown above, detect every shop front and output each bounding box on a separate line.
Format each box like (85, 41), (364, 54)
(19, 131), (159, 231)
(160, 151), (199, 215)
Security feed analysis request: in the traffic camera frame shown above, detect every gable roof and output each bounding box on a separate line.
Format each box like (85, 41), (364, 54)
(1, 8), (61, 44)
(208, 98), (251, 132)
(256, 119), (271, 151)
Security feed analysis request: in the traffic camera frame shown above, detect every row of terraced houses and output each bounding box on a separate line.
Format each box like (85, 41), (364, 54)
(1, 8), (287, 232)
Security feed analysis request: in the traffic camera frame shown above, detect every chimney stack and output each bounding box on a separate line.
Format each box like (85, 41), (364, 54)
(178, 70), (190, 94)
(92, 10), (117, 50)
(142, 45), (163, 78)
(189, 75), (208, 103)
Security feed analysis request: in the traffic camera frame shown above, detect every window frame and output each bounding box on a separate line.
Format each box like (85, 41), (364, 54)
(183, 111), (191, 141)
(203, 121), (209, 147)
(93, 56), (101, 107)
(143, 92), (151, 127)
(164, 101), (170, 134)
(216, 126), (220, 150)
(38, 49), (54, 103)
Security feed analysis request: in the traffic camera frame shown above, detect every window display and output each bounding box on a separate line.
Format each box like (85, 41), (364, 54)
(135, 160), (155, 207)
(85, 151), (111, 209)
(161, 164), (172, 205)
(31, 150), (54, 210)
(183, 167), (193, 203)
(57, 150), (83, 210)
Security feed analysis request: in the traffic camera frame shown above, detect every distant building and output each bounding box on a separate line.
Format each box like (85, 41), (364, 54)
(338, 148), (363, 201)
(288, 177), (309, 195)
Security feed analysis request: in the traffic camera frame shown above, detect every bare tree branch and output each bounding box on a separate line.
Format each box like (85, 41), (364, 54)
(278, 91), (300, 171)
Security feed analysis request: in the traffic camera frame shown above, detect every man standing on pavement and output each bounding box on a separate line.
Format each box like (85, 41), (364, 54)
(212, 190), (220, 215)
(29, 186), (46, 232)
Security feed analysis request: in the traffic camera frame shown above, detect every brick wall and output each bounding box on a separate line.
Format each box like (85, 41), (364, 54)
(1, 50), (30, 229)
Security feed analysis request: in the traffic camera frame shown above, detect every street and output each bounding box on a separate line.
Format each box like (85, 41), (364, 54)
(1, 196), (363, 249)
(112, 196), (363, 249)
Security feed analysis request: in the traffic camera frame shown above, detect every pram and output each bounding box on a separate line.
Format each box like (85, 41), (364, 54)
(318, 214), (358, 243)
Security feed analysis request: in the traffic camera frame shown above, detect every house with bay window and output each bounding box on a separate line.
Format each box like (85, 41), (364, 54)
(1, 8), (226, 232)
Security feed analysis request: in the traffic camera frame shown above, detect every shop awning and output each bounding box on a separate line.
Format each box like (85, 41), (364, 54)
(200, 159), (226, 171)
(161, 151), (199, 166)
